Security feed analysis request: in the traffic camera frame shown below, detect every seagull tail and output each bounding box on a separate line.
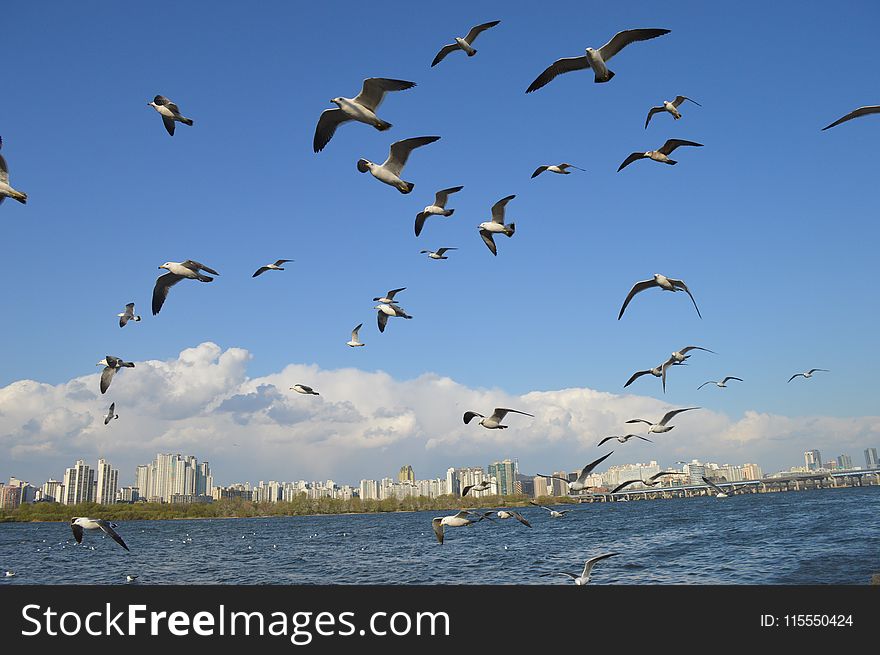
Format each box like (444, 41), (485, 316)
(400, 181), (415, 194)
(9, 191), (27, 204)
(467, 48), (477, 57)
(375, 119), (392, 131)
(665, 159), (677, 165)
(505, 222), (515, 236)
(595, 69), (615, 83)
(197, 274), (214, 282)
(444, 209), (454, 217)
(182, 117), (194, 126)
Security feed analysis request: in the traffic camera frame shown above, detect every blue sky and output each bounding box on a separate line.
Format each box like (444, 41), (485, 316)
(1, 0), (878, 484)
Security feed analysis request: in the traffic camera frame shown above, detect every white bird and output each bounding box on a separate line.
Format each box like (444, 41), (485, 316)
(126, 575), (138, 583)
(97, 355), (135, 394)
(618, 139), (703, 172)
(70, 518), (130, 551)
(626, 407), (700, 434)
(374, 303), (412, 333)
(253, 259), (293, 278)
(420, 247), (457, 260)
(0, 137), (27, 205)
(821, 106), (880, 131)
(313, 78), (416, 152)
(496, 510), (531, 527)
(609, 471), (678, 493)
(431, 20), (501, 66)
(526, 28), (670, 92)
(478, 195), (517, 256)
(431, 510), (488, 544)
(290, 384), (319, 395)
(529, 501), (571, 518)
(415, 186), (463, 236)
(698, 376), (743, 390)
(147, 95), (193, 136)
(645, 96), (701, 128)
(596, 434), (652, 447)
(618, 273), (701, 319)
(557, 552), (619, 585)
(463, 407), (533, 429)
(357, 136), (440, 194)
(702, 476), (729, 498)
(347, 323), (365, 347)
(538, 451), (614, 492)
(104, 403), (119, 426)
(373, 287), (406, 304)
(624, 360), (686, 391)
(788, 368), (829, 383)
(462, 481), (492, 496)
(152, 260), (219, 315)
(531, 163), (586, 178)
(668, 345), (715, 364)
(4, 571), (15, 577)
(117, 303), (140, 328)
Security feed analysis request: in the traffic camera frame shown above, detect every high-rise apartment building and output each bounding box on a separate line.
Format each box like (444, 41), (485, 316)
(488, 459), (517, 496)
(804, 450), (822, 471)
(398, 465), (415, 484)
(95, 458), (119, 505)
(865, 448), (878, 469)
(62, 459), (95, 505)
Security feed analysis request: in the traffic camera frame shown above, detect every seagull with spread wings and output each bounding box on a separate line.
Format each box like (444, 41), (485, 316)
(645, 96), (701, 128)
(152, 260), (219, 315)
(374, 303), (412, 333)
(788, 368), (829, 383)
(463, 407), (533, 429)
(415, 186), (463, 236)
(531, 163), (586, 178)
(557, 553), (619, 584)
(668, 345), (715, 364)
(253, 260), (293, 278)
(821, 106), (880, 131)
(538, 451), (614, 492)
(618, 273), (701, 319)
(147, 95), (193, 136)
(97, 356), (135, 394)
(421, 247), (457, 260)
(698, 376), (743, 390)
(618, 139), (703, 172)
(70, 518), (130, 551)
(496, 510), (531, 527)
(529, 501), (571, 518)
(478, 195), (517, 256)
(431, 20), (501, 66)
(609, 471), (678, 494)
(346, 324), (365, 347)
(104, 403), (119, 426)
(701, 476), (729, 498)
(290, 384), (319, 395)
(462, 481), (493, 497)
(626, 407), (700, 434)
(357, 136), (440, 194)
(117, 303), (141, 328)
(624, 360), (686, 392)
(596, 434), (652, 447)
(431, 510), (489, 544)
(373, 287), (406, 304)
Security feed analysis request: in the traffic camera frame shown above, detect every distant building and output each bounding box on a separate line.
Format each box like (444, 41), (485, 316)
(40, 480), (64, 503)
(360, 479), (379, 501)
(118, 487), (140, 503)
(62, 460), (95, 505)
(865, 448), (878, 469)
(836, 454), (853, 470)
(684, 461), (706, 485)
(488, 459), (517, 496)
(398, 465), (415, 484)
(804, 450), (822, 471)
(532, 476), (549, 498)
(741, 463), (763, 480)
(550, 471), (569, 496)
(95, 458), (119, 505)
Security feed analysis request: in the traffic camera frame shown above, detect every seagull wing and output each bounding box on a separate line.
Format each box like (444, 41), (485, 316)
(659, 407), (700, 425)
(617, 152), (646, 172)
(98, 520), (130, 551)
(434, 185), (463, 207)
(492, 408), (534, 421)
(598, 28), (671, 61)
(435, 248), (456, 256)
(491, 194), (516, 223)
(414, 212), (429, 237)
(385, 287), (406, 300)
(529, 501), (554, 512)
(161, 115), (176, 136)
(377, 311), (388, 333)
(788, 373), (803, 383)
(701, 476), (725, 495)
(525, 56), (590, 93)
(383, 136), (440, 177)
(645, 106), (663, 129)
(351, 324), (362, 340)
(0, 154), (8, 184)
(273, 259), (293, 267)
(463, 20), (501, 45)
(625, 418), (652, 426)
(821, 105), (880, 130)
(462, 411), (484, 424)
(673, 95), (701, 108)
(461, 485), (474, 497)
(610, 479), (640, 494)
(697, 381), (715, 390)
(538, 474), (571, 484)
(531, 165), (549, 178)
(152, 272), (184, 316)
(154, 95), (179, 112)
(808, 368), (829, 374)
(649, 471), (678, 481)
(71, 523), (84, 544)
(721, 377), (743, 384)
(680, 346), (715, 355)
(596, 436), (615, 447)
(512, 512), (531, 527)
(624, 369), (652, 388)
(578, 451), (614, 482)
(100, 366), (117, 394)
(479, 229), (498, 256)
(658, 139), (703, 155)
(313, 108), (349, 153)
(183, 260), (219, 276)
(354, 78), (416, 112)
(669, 278), (701, 318)
(431, 518), (445, 544)
(618, 279), (657, 319)
(582, 552), (619, 577)
(252, 267), (271, 277)
(431, 43), (459, 67)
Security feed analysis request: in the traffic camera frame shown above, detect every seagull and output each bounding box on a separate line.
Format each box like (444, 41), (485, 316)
(357, 136), (440, 194)
(420, 247), (457, 260)
(538, 451), (614, 492)
(252, 259), (293, 278)
(496, 510), (531, 527)
(701, 476), (728, 498)
(531, 163), (586, 178)
(97, 355), (135, 394)
(821, 106), (880, 131)
(290, 384), (319, 395)
(152, 260), (219, 315)
(623, 360), (686, 390)
(698, 376), (743, 390)
(374, 303), (412, 333)
(126, 575), (138, 583)
(147, 95), (193, 136)
(626, 407), (700, 434)
(668, 345), (715, 364)
(104, 403), (119, 426)
(618, 273), (701, 319)
(463, 407), (534, 429)
(0, 138), (27, 205)
(596, 434), (652, 447)
(645, 96), (701, 128)
(70, 518), (130, 551)
(462, 481), (493, 496)
(431, 20), (501, 66)
(618, 139), (703, 172)
(4, 571), (15, 577)
(347, 323), (365, 347)
(431, 510), (488, 544)
(529, 501), (571, 518)
(478, 195), (517, 256)
(788, 368), (829, 383)
(557, 552), (619, 585)
(609, 471), (679, 493)
(414, 186), (463, 236)
(313, 78), (416, 152)
(525, 28), (670, 92)
(117, 303), (141, 328)
(373, 287), (406, 304)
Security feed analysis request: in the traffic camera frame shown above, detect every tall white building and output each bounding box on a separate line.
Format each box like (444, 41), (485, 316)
(135, 454), (213, 502)
(62, 459), (95, 505)
(95, 458), (119, 505)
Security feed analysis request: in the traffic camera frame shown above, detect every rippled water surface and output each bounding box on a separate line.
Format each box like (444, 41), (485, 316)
(1, 487), (878, 584)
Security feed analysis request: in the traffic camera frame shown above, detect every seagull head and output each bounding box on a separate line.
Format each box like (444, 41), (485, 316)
(159, 262), (172, 270)
(357, 159), (371, 173)
(330, 97), (342, 106)
(96, 359), (108, 367)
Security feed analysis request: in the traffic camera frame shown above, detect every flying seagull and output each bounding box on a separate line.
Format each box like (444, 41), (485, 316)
(421, 247), (457, 260)
(374, 303), (412, 333)
(529, 501), (570, 518)
(0, 138), (27, 205)
(126, 575), (138, 583)
(347, 323), (365, 347)
(538, 451), (614, 492)
(788, 368), (829, 383)
(531, 163), (586, 178)
(618, 273), (701, 319)
(609, 471), (678, 493)
(618, 139), (703, 172)
(668, 345), (715, 364)
(253, 259), (293, 278)
(290, 384), (319, 395)
(70, 518), (130, 551)
(558, 552), (619, 585)
(4, 571), (15, 577)
(698, 376), (743, 390)
(821, 106), (880, 131)
(462, 481), (492, 496)
(117, 303), (141, 328)
(373, 287), (406, 304)
(313, 78), (416, 152)
(478, 195), (517, 256)
(104, 403), (119, 426)
(431, 510), (488, 544)
(463, 407), (534, 429)
(152, 260), (219, 315)
(626, 407), (700, 434)
(357, 136), (440, 194)
(97, 356), (135, 394)
(526, 28), (670, 92)
(415, 186), (463, 236)
(645, 96), (701, 128)
(431, 20), (501, 66)
(148, 95), (193, 136)
(496, 510), (531, 527)
(596, 434), (652, 447)
(701, 476), (729, 498)
(623, 360), (686, 391)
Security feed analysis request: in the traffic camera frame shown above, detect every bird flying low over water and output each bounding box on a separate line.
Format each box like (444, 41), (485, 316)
(698, 376), (743, 390)
(117, 303), (141, 328)
(496, 510), (531, 527)
(645, 96), (701, 128)
(152, 260), (219, 315)
(618, 139), (703, 171)
(431, 20), (501, 66)
(478, 195), (517, 256)
(346, 323), (365, 347)
(701, 476), (729, 498)
(148, 95), (193, 136)
(462, 481), (492, 496)
(357, 136), (440, 194)
(421, 247), (457, 260)
(558, 552), (619, 584)
(526, 28), (670, 92)
(0, 137), (27, 205)
(609, 471), (678, 493)
(290, 384), (319, 395)
(374, 303), (412, 332)
(596, 434), (652, 447)
(618, 273), (701, 319)
(253, 259), (292, 277)
(529, 501), (570, 518)
(97, 356), (135, 394)
(104, 403), (118, 426)
(70, 518), (130, 551)
(821, 105), (880, 131)
(538, 451), (614, 492)
(531, 163), (586, 178)
(788, 368), (829, 383)
(313, 78), (416, 152)
(626, 407), (700, 434)
(431, 510), (488, 544)
(415, 186), (463, 236)
(463, 407), (534, 429)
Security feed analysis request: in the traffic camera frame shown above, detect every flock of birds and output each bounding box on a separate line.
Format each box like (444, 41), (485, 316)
(2, 13), (872, 586)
